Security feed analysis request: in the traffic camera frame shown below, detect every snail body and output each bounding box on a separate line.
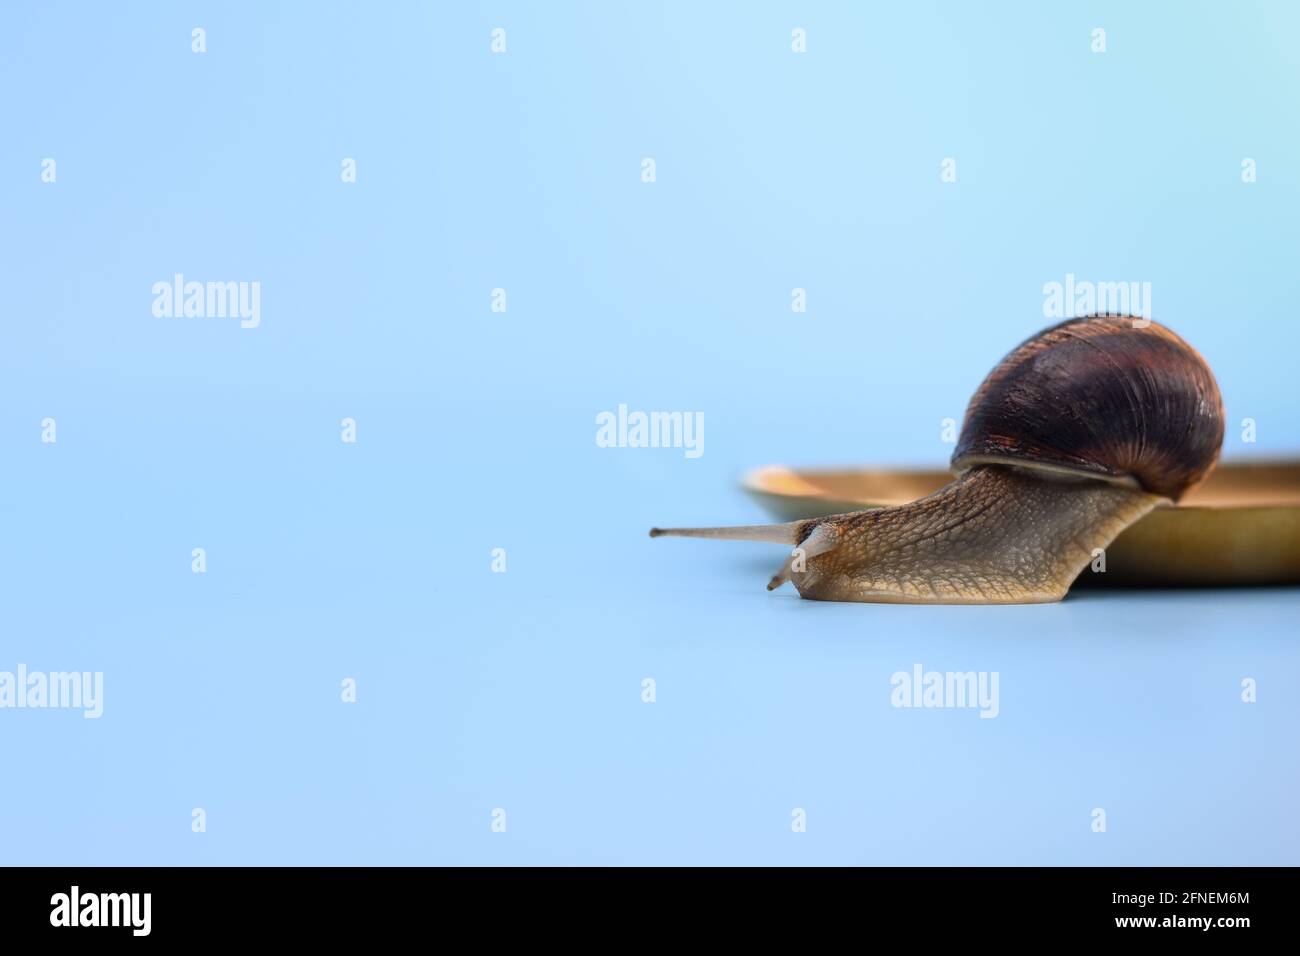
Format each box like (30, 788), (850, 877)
(651, 316), (1225, 604)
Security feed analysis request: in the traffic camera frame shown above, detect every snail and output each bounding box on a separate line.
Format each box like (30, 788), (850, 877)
(650, 315), (1225, 604)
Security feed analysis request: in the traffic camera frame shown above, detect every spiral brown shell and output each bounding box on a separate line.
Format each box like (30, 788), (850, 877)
(951, 316), (1224, 501)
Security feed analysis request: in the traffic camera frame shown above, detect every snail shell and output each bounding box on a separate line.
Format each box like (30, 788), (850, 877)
(952, 316), (1224, 501)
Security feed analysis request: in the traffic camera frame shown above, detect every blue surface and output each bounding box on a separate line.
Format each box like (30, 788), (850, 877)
(2, 2), (1297, 865)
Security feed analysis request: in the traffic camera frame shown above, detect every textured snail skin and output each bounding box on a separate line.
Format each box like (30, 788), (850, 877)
(653, 316), (1225, 605)
(789, 466), (1159, 604)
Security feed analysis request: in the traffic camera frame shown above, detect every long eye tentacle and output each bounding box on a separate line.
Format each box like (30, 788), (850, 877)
(648, 522), (810, 545)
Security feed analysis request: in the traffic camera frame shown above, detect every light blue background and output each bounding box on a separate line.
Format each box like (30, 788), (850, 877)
(2, 1), (1297, 865)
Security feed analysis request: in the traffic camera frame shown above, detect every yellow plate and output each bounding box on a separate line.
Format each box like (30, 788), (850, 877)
(742, 461), (1300, 587)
